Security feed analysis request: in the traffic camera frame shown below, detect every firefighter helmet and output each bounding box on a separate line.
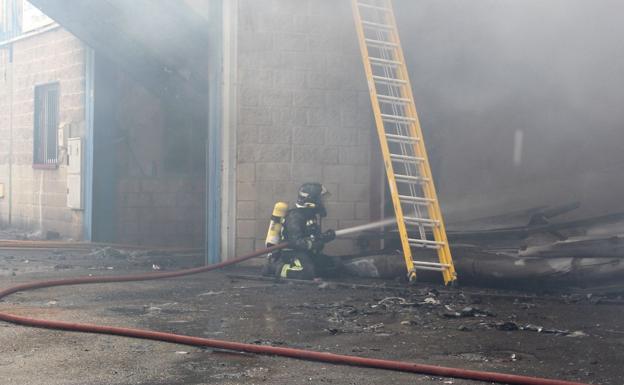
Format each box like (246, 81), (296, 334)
(296, 182), (330, 210)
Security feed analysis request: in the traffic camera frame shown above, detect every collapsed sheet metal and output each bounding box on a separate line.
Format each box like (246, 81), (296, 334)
(343, 251), (624, 289)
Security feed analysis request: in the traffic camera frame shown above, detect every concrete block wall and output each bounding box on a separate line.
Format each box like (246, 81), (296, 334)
(113, 74), (205, 248)
(0, 27), (85, 238)
(235, 0), (376, 255)
(116, 177), (204, 247)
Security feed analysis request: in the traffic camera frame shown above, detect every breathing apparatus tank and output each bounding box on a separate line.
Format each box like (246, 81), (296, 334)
(265, 202), (288, 247)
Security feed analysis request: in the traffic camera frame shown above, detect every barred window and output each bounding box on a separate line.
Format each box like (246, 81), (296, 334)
(33, 82), (59, 167)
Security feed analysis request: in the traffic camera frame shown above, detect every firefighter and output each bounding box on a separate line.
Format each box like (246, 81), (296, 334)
(263, 182), (340, 279)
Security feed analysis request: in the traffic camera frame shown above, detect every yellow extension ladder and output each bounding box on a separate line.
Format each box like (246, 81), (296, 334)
(351, 0), (457, 285)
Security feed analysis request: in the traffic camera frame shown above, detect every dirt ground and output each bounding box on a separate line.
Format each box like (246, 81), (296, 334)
(0, 246), (622, 385)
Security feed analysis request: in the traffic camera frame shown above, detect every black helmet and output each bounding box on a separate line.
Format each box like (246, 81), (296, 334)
(296, 183), (330, 213)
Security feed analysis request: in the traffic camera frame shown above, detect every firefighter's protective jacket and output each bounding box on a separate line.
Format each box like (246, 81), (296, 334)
(282, 207), (324, 252)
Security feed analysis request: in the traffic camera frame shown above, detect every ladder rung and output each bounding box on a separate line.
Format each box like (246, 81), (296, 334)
(394, 174), (429, 183)
(380, 113), (415, 122)
(390, 154), (424, 162)
(369, 57), (402, 66)
(378, 94), (411, 103)
(398, 194), (433, 204)
(361, 20), (394, 30)
(373, 75), (407, 85)
(378, 93), (410, 104)
(404, 216), (439, 226)
(379, 101), (410, 109)
(357, 2), (391, 12)
(413, 265), (444, 272)
(385, 134), (419, 144)
(405, 219), (438, 228)
(413, 261), (450, 268)
(408, 238), (445, 249)
(409, 238), (445, 246)
(365, 38), (398, 48)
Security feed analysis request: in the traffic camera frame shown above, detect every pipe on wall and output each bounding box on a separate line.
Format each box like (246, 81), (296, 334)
(205, 0), (224, 265)
(8, 43), (14, 225)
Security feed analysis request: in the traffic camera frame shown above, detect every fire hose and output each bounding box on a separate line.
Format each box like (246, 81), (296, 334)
(0, 241), (590, 385)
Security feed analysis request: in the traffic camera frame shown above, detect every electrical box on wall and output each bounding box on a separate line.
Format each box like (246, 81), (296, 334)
(58, 126), (65, 149)
(67, 137), (83, 209)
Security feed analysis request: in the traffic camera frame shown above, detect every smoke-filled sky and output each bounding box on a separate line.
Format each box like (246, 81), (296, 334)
(394, 0), (624, 220)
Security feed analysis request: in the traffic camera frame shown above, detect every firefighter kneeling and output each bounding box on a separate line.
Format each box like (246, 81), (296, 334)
(263, 182), (342, 280)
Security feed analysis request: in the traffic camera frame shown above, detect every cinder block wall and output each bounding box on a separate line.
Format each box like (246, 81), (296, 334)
(235, 0), (376, 255)
(116, 177), (205, 247)
(0, 28), (85, 238)
(113, 75), (205, 247)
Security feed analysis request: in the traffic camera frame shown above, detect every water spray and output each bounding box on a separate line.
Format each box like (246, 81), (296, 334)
(335, 217), (397, 237)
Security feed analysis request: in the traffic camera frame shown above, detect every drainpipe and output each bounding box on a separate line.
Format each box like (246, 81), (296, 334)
(8, 44), (14, 226)
(83, 47), (94, 241)
(206, 0), (225, 265)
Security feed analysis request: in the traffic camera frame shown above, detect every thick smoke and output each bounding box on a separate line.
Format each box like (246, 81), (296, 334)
(395, 0), (624, 223)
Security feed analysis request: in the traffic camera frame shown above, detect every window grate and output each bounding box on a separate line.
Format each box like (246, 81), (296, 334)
(33, 82), (59, 166)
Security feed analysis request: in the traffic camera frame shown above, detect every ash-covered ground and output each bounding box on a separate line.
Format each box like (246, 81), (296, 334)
(0, 246), (622, 385)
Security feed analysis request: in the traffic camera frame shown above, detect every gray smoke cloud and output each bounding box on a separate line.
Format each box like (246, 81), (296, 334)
(394, 0), (624, 222)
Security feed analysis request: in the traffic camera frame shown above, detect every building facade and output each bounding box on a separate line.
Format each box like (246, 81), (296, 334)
(3, 0), (622, 259)
(231, 0), (377, 256)
(0, 0), (379, 257)
(0, 22), (87, 239)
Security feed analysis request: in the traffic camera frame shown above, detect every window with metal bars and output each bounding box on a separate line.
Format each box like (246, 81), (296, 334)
(33, 82), (59, 167)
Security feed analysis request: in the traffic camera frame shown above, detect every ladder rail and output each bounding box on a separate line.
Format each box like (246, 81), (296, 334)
(381, 0), (456, 284)
(377, 2), (427, 247)
(369, 14), (428, 241)
(351, 0), (417, 281)
(352, 0), (457, 285)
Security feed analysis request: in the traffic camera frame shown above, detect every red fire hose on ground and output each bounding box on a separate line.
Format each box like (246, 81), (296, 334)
(0, 243), (590, 385)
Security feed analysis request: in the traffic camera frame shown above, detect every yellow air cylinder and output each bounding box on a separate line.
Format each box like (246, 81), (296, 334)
(265, 202), (288, 247)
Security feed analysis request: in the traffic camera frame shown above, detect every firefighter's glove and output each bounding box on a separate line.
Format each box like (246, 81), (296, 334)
(307, 236), (325, 252)
(320, 229), (336, 243)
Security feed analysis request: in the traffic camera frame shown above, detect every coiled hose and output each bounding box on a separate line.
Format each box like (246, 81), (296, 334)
(0, 243), (590, 385)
